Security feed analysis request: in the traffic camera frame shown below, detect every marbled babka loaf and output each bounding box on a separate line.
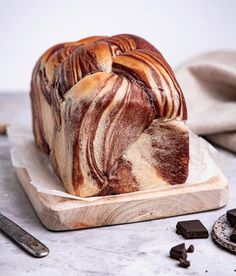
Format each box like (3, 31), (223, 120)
(30, 34), (189, 197)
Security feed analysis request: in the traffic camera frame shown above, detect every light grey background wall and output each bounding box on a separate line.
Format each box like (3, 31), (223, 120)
(0, 0), (236, 92)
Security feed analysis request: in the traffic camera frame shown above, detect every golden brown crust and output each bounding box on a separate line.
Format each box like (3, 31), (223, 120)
(30, 34), (189, 197)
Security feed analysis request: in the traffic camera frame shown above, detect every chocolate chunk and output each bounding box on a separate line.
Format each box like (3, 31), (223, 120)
(230, 227), (236, 243)
(227, 209), (236, 227)
(187, 244), (194, 253)
(176, 220), (209, 239)
(179, 257), (190, 268)
(169, 243), (187, 260)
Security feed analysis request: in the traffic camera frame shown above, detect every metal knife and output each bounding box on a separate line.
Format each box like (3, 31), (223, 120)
(0, 213), (49, 258)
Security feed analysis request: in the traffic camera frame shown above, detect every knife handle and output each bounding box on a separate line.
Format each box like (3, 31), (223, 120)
(0, 213), (49, 258)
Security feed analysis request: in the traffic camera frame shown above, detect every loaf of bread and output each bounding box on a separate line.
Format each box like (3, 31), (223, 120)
(30, 34), (189, 197)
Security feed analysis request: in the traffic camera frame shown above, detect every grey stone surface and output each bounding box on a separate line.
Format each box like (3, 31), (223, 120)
(0, 93), (236, 276)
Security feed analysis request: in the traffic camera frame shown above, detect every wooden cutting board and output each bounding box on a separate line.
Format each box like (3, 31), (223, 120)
(15, 167), (229, 231)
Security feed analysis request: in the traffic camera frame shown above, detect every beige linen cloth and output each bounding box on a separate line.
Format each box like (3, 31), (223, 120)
(175, 51), (236, 152)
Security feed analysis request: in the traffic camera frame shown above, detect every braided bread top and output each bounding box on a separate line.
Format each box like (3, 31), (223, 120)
(35, 34), (187, 124)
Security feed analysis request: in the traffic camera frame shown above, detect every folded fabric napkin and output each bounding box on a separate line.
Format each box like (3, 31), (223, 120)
(175, 51), (236, 152)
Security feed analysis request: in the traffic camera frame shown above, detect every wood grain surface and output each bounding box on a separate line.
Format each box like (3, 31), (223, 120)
(15, 167), (229, 231)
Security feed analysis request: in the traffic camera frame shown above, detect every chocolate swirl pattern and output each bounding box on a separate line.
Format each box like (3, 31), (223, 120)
(30, 34), (189, 197)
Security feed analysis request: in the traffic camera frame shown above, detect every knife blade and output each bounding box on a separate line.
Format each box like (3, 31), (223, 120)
(0, 213), (49, 258)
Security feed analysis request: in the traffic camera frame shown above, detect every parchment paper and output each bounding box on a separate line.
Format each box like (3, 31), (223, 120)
(8, 125), (226, 202)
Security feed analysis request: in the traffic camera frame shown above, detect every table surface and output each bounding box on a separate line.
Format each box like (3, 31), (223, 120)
(0, 93), (236, 276)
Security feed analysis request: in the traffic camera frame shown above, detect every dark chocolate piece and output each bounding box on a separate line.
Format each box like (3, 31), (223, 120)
(230, 227), (236, 243)
(179, 257), (190, 268)
(227, 209), (236, 227)
(187, 244), (194, 253)
(169, 243), (187, 260)
(176, 220), (209, 239)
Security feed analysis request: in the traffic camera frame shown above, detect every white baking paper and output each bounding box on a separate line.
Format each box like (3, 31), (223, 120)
(8, 125), (225, 202)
